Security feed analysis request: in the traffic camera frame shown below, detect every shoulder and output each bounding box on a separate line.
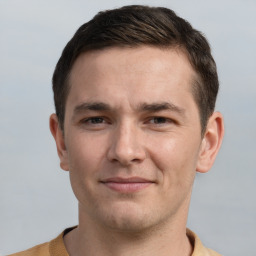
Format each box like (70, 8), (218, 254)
(8, 242), (50, 256)
(187, 229), (222, 256)
(7, 227), (73, 256)
(206, 248), (222, 256)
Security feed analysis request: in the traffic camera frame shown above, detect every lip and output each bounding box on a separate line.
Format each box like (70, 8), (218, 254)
(100, 177), (154, 193)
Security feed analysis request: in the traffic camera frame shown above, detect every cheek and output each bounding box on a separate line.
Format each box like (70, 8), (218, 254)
(149, 135), (200, 183)
(66, 134), (108, 204)
(66, 133), (107, 180)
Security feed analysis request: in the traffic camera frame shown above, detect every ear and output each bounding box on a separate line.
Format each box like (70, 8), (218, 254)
(49, 114), (69, 171)
(196, 112), (224, 173)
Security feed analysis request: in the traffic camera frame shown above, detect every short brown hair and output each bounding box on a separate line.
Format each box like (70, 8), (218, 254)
(52, 5), (219, 134)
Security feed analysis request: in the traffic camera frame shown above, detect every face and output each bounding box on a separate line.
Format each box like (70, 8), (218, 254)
(51, 46), (220, 232)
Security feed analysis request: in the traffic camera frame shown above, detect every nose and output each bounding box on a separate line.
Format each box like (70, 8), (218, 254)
(107, 122), (146, 166)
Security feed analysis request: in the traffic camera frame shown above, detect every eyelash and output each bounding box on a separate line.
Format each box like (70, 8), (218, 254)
(82, 117), (107, 124)
(147, 117), (173, 125)
(81, 116), (175, 126)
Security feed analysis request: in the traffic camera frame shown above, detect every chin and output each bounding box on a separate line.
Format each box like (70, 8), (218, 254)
(104, 215), (151, 233)
(96, 202), (163, 233)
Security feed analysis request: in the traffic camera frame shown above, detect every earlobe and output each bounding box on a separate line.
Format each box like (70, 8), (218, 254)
(196, 112), (224, 173)
(49, 114), (69, 171)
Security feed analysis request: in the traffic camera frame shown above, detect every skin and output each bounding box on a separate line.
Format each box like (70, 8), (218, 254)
(50, 46), (224, 256)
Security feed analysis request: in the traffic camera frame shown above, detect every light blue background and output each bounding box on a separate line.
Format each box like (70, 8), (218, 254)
(0, 0), (255, 255)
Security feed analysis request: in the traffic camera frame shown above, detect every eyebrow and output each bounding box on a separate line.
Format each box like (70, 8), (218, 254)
(138, 102), (185, 115)
(72, 101), (185, 117)
(73, 102), (111, 114)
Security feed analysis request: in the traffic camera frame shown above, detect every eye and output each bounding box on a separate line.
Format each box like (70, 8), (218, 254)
(78, 116), (111, 130)
(151, 117), (167, 124)
(85, 117), (105, 124)
(80, 116), (110, 127)
(148, 117), (173, 124)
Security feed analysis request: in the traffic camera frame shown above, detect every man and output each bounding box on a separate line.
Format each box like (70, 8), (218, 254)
(10, 5), (224, 256)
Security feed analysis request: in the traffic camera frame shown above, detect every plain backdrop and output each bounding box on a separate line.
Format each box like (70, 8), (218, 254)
(0, 0), (256, 255)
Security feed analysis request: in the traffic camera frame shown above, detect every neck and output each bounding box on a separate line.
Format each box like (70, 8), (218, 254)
(64, 204), (193, 256)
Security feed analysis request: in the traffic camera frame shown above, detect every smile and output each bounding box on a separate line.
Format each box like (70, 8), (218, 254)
(100, 177), (154, 193)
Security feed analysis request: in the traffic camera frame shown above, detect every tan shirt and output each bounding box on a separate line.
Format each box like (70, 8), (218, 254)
(8, 228), (221, 256)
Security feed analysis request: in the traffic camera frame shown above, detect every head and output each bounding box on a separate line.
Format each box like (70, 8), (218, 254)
(52, 5), (219, 135)
(50, 5), (224, 233)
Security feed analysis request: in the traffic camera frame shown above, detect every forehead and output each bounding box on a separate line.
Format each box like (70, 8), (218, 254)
(67, 46), (198, 111)
(71, 46), (194, 75)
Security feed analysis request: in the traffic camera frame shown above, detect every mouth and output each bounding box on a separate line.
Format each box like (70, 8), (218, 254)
(100, 177), (154, 193)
